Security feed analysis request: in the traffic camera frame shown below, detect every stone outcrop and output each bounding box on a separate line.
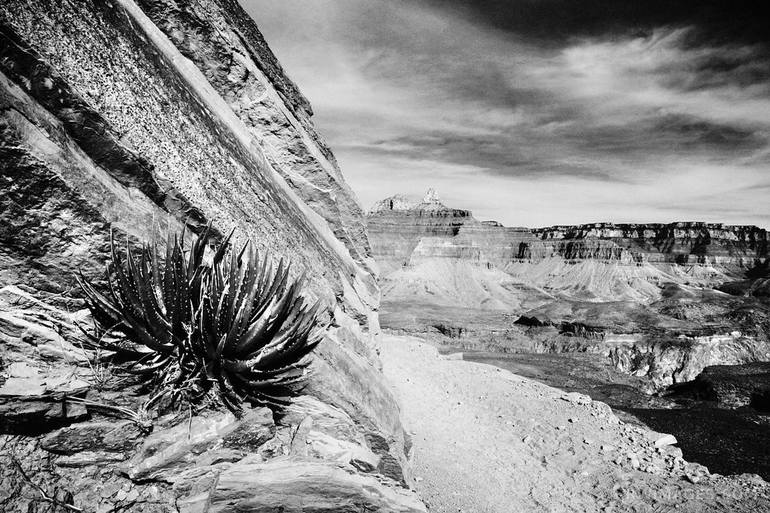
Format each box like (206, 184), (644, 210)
(369, 190), (476, 275)
(210, 459), (425, 513)
(133, 0), (375, 275)
(607, 332), (770, 391)
(0, 1), (421, 511)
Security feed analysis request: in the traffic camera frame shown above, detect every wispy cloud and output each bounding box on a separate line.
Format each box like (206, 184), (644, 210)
(240, 0), (770, 228)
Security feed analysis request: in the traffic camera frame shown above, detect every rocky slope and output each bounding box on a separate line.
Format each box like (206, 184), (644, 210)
(0, 2), (422, 511)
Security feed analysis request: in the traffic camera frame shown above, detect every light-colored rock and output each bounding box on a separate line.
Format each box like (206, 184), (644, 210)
(125, 412), (240, 481)
(125, 408), (273, 481)
(209, 459), (426, 513)
(562, 392), (592, 406)
(654, 434), (678, 448)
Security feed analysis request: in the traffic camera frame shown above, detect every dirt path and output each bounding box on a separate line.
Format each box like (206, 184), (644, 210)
(380, 335), (770, 513)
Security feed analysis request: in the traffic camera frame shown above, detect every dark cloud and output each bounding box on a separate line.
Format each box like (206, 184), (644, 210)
(419, 0), (770, 46)
(361, 133), (560, 178)
(552, 114), (768, 158)
(355, 110), (767, 184)
(653, 115), (765, 150)
(444, 67), (551, 111)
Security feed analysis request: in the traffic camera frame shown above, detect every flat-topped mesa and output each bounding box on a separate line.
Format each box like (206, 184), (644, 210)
(369, 192), (769, 269)
(368, 190), (479, 272)
(369, 189), (472, 216)
(532, 222), (769, 266)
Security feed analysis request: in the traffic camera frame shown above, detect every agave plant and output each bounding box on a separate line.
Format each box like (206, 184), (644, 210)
(76, 224), (327, 413)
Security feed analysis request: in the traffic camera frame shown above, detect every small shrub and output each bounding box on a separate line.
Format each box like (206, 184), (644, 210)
(76, 225), (327, 414)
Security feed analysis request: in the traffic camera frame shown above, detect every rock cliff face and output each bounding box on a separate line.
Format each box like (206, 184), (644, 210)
(606, 332), (770, 391)
(369, 190), (476, 275)
(671, 362), (770, 410)
(532, 223), (769, 267)
(0, 2), (422, 511)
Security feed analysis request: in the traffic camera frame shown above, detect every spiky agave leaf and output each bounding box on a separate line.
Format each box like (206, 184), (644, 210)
(198, 241), (327, 410)
(78, 227), (209, 384)
(78, 224), (327, 416)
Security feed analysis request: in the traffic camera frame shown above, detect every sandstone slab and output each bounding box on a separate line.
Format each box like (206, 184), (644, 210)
(209, 459), (426, 513)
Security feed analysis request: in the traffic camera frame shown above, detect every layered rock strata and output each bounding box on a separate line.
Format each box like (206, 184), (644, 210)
(532, 223), (769, 267)
(0, 1), (421, 511)
(368, 191), (769, 305)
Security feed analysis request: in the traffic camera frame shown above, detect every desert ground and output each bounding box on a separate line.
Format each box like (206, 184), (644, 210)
(381, 335), (770, 513)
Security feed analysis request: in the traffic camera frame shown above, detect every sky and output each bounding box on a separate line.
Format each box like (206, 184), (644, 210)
(240, 0), (770, 228)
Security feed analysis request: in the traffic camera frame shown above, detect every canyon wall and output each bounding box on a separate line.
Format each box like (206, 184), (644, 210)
(0, 1), (422, 511)
(532, 223), (769, 267)
(369, 191), (770, 393)
(368, 191), (769, 307)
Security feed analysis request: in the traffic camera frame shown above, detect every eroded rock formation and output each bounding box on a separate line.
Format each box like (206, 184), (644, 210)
(0, 1), (422, 511)
(368, 190), (769, 306)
